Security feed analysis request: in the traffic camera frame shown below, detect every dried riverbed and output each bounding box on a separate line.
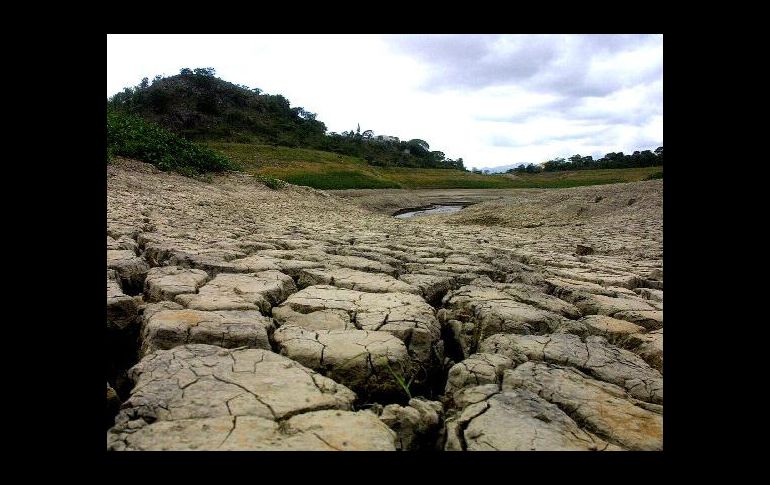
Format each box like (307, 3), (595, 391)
(107, 158), (663, 451)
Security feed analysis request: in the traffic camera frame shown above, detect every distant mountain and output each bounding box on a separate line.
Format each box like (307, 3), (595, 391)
(473, 163), (526, 173)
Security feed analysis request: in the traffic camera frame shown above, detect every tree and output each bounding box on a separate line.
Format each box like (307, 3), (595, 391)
(292, 107), (317, 121)
(270, 95), (290, 111)
(542, 157), (567, 172)
(193, 67), (216, 77)
(252, 87), (263, 95)
(406, 139), (430, 157)
(139, 77), (149, 89)
(408, 139), (430, 151)
(180, 68), (193, 75)
(430, 151), (445, 165)
(568, 154), (583, 169)
(600, 152), (626, 169)
(362, 130), (374, 139)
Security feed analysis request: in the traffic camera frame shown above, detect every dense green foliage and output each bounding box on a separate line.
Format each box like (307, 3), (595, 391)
(508, 146), (663, 174)
(108, 69), (466, 171)
(318, 131), (466, 170)
(107, 110), (237, 175)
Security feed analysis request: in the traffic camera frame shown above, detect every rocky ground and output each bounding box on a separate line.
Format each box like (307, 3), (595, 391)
(107, 158), (663, 451)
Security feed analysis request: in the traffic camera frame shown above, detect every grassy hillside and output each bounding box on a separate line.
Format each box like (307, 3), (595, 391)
(211, 142), (662, 190)
(493, 167), (664, 188)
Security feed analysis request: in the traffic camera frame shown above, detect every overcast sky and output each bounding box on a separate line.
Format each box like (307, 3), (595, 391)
(107, 34), (662, 170)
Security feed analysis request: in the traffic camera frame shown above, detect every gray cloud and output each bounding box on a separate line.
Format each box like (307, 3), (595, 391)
(625, 135), (664, 152)
(487, 125), (615, 149)
(476, 96), (583, 124)
(572, 109), (657, 127)
(478, 75), (661, 149)
(487, 135), (527, 147)
(389, 34), (558, 91)
(388, 34), (662, 98)
(581, 34), (660, 54)
(546, 126), (615, 143)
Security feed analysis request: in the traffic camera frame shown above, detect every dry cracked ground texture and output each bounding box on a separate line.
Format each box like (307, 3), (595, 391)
(106, 158), (663, 451)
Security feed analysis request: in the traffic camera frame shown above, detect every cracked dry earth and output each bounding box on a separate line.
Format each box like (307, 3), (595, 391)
(106, 158), (663, 451)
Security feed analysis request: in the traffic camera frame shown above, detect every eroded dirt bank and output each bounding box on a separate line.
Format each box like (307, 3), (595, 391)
(107, 158), (663, 451)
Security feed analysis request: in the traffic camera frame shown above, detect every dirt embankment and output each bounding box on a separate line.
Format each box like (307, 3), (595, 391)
(441, 181), (662, 229)
(334, 181), (662, 223)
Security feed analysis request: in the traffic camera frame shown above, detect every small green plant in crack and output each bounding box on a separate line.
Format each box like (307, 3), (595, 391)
(379, 357), (428, 400)
(335, 352), (424, 401)
(254, 174), (288, 190)
(384, 360), (415, 399)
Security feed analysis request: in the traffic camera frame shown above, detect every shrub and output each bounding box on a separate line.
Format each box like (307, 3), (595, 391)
(106, 111), (238, 175)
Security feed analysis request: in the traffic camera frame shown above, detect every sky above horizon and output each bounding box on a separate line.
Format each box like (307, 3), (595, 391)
(107, 34), (662, 170)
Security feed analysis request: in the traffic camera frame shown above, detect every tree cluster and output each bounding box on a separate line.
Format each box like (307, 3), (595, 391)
(507, 147), (663, 174)
(320, 130), (465, 170)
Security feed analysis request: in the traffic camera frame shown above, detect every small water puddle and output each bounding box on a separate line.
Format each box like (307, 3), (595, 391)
(394, 205), (466, 219)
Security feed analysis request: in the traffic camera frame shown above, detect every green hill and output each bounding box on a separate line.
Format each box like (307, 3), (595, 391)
(109, 68), (327, 146)
(107, 68), (464, 171)
(212, 142), (662, 190)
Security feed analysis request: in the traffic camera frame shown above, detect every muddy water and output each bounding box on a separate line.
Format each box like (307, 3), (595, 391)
(394, 205), (466, 219)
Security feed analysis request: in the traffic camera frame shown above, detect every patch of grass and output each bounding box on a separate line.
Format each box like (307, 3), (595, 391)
(209, 142), (663, 190)
(281, 171), (401, 190)
(210, 142), (367, 168)
(210, 142), (402, 189)
(645, 170), (664, 180)
(495, 167), (663, 188)
(376, 167), (521, 189)
(254, 174), (287, 189)
(108, 111), (238, 175)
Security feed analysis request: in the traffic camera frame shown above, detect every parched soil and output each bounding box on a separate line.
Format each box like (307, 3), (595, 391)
(106, 158), (663, 451)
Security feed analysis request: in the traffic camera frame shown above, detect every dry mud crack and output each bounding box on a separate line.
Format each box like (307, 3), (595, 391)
(106, 158), (663, 451)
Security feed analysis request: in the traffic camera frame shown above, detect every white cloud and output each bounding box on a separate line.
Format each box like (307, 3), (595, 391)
(107, 34), (662, 169)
